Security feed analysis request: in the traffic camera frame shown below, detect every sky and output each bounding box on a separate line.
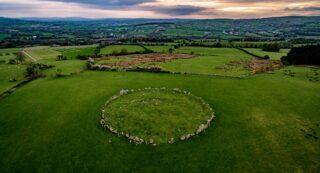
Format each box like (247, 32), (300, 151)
(0, 0), (319, 19)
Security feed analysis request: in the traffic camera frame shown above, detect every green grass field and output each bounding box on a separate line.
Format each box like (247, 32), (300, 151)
(54, 47), (97, 59)
(103, 88), (213, 144)
(0, 45), (319, 172)
(0, 64), (26, 93)
(0, 48), (22, 63)
(24, 47), (62, 61)
(244, 48), (290, 60)
(145, 46), (173, 53)
(41, 60), (86, 76)
(100, 45), (145, 55)
(155, 47), (251, 76)
(156, 56), (249, 76)
(0, 67), (319, 172)
(175, 47), (250, 57)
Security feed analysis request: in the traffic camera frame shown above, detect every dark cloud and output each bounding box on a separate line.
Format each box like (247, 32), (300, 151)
(285, 7), (320, 11)
(44, 0), (155, 7)
(218, 0), (312, 2)
(43, 0), (209, 16)
(143, 5), (208, 16)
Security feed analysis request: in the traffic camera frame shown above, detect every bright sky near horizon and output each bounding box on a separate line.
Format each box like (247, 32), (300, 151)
(0, 0), (319, 19)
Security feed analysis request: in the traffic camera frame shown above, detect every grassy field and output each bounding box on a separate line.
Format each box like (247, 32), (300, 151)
(100, 45), (145, 55)
(0, 48), (22, 63)
(54, 47), (97, 59)
(156, 56), (249, 76)
(244, 48), (290, 60)
(97, 47), (253, 76)
(155, 47), (252, 76)
(175, 47), (250, 57)
(0, 66), (319, 172)
(0, 64), (26, 93)
(145, 46), (173, 53)
(40, 60), (86, 76)
(24, 47), (61, 61)
(104, 89), (213, 144)
(0, 44), (319, 172)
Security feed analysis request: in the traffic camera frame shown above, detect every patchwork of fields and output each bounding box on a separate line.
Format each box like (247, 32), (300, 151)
(0, 45), (319, 172)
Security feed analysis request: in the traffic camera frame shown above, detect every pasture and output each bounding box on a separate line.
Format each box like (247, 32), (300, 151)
(24, 47), (61, 61)
(0, 67), (319, 172)
(145, 45), (173, 53)
(244, 48), (290, 60)
(0, 48), (22, 63)
(0, 64), (26, 93)
(0, 45), (319, 172)
(54, 46), (96, 59)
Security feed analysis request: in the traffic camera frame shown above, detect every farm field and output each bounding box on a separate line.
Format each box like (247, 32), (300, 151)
(156, 56), (250, 76)
(54, 46), (97, 60)
(1, 7), (320, 173)
(94, 47), (254, 76)
(244, 48), (290, 60)
(0, 48), (22, 63)
(0, 66), (319, 172)
(145, 45), (173, 53)
(24, 47), (61, 61)
(97, 47), (253, 76)
(40, 60), (86, 76)
(175, 47), (249, 57)
(0, 44), (319, 172)
(0, 64), (26, 93)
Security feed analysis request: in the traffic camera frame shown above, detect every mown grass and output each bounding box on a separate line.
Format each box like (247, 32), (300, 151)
(0, 66), (319, 172)
(104, 89), (213, 144)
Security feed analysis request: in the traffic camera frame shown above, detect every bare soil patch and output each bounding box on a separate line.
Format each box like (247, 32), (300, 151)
(216, 58), (282, 74)
(97, 53), (193, 67)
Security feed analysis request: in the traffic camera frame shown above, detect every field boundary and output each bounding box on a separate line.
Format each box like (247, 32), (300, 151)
(236, 48), (264, 59)
(0, 79), (33, 100)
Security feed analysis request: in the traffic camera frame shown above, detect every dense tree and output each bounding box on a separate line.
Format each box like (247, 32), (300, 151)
(56, 55), (67, 61)
(262, 43), (280, 52)
(281, 45), (320, 65)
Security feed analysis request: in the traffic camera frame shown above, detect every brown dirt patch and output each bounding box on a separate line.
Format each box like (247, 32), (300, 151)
(246, 58), (282, 74)
(96, 53), (193, 67)
(216, 58), (283, 74)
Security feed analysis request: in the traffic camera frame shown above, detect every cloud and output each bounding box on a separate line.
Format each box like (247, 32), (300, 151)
(42, 0), (210, 16)
(217, 0), (314, 2)
(43, 0), (156, 7)
(143, 5), (208, 16)
(0, 0), (319, 18)
(285, 7), (320, 11)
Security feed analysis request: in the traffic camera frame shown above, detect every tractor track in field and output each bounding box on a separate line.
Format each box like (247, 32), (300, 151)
(22, 50), (37, 62)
